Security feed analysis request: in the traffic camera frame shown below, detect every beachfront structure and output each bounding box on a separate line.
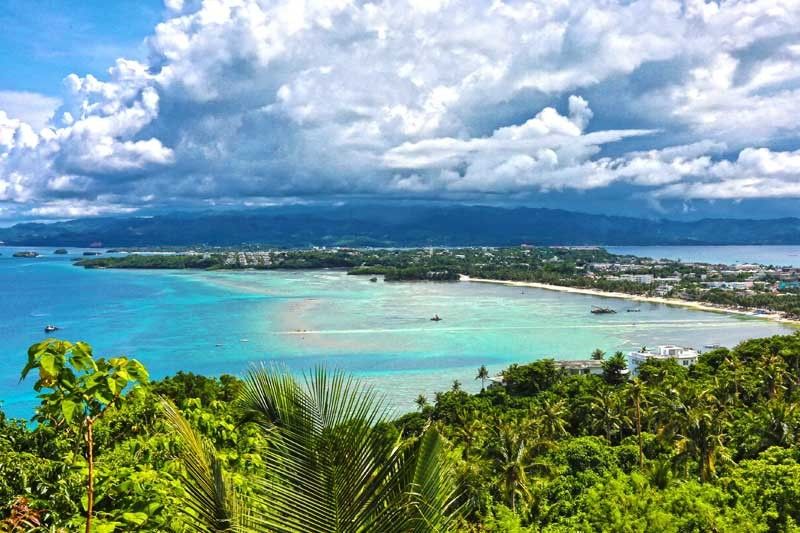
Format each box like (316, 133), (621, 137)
(703, 281), (754, 290)
(654, 285), (673, 296)
(628, 345), (699, 376)
(555, 360), (604, 376)
(620, 274), (654, 284)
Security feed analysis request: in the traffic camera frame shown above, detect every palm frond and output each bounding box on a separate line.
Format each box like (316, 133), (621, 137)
(160, 398), (246, 532)
(241, 365), (458, 533)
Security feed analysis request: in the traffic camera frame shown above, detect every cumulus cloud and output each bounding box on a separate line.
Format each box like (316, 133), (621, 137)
(654, 148), (800, 199)
(0, 91), (61, 131)
(1, 0), (800, 220)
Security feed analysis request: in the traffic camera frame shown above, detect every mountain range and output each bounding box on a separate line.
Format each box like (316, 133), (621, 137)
(2, 205), (799, 247)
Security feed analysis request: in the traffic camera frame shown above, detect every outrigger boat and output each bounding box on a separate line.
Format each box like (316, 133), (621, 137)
(430, 314), (442, 321)
(591, 306), (616, 314)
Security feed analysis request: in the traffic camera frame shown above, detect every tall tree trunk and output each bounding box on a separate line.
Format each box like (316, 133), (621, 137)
(86, 419), (94, 533)
(635, 398), (644, 469)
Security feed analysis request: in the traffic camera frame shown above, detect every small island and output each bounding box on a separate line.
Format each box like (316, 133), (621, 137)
(54, 249), (68, 255)
(12, 251), (39, 258)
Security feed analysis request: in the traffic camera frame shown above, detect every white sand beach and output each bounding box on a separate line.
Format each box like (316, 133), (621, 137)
(461, 276), (800, 326)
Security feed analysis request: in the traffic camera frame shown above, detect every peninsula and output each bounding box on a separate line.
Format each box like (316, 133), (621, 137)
(78, 246), (800, 321)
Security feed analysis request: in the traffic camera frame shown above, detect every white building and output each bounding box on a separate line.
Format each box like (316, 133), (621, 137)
(628, 345), (699, 376)
(556, 360), (605, 376)
(703, 281), (754, 290)
(620, 274), (654, 284)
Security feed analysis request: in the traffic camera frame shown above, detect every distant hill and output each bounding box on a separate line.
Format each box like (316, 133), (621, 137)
(2, 205), (799, 247)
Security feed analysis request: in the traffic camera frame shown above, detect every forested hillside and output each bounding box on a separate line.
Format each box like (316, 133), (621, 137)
(3, 334), (800, 531)
(4, 205), (800, 246)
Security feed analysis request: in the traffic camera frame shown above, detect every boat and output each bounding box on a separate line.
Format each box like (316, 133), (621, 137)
(430, 314), (442, 321)
(704, 343), (721, 349)
(591, 306), (616, 314)
(240, 338), (249, 342)
(44, 325), (59, 333)
(626, 308), (641, 312)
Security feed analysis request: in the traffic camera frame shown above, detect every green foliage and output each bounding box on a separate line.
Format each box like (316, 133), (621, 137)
(3, 333), (800, 532)
(602, 351), (628, 385)
(21, 339), (149, 427)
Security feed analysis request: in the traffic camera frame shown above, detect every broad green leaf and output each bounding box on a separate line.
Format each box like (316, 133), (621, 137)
(94, 388), (115, 405)
(71, 343), (97, 371)
(95, 522), (120, 533)
(40, 353), (57, 378)
(61, 399), (78, 423)
(127, 359), (150, 383)
(107, 376), (118, 396)
(122, 512), (148, 526)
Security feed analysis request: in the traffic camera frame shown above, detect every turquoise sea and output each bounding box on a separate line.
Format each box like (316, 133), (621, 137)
(1, 246), (797, 417)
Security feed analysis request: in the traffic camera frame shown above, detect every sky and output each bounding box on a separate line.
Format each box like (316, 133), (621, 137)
(1, 0), (800, 223)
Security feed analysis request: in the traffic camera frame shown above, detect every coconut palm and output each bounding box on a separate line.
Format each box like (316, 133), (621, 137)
(453, 409), (486, 460)
(589, 387), (628, 444)
(757, 399), (798, 449)
(164, 366), (459, 532)
(759, 351), (788, 400)
(415, 394), (428, 411)
(659, 386), (730, 482)
(489, 423), (531, 513)
(590, 348), (606, 361)
(532, 398), (569, 441)
(475, 365), (490, 391)
(625, 378), (647, 468)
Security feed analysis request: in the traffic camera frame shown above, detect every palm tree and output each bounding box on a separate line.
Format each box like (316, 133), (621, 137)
(757, 399), (798, 449)
(659, 386), (730, 482)
(490, 423), (531, 513)
(602, 352), (628, 386)
(452, 379), (462, 392)
(475, 365), (490, 391)
(454, 410), (486, 460)
(759, 351), (788, 400)
(589, 387), (628, 444)
(532, 398), (569, 441)
(590, 348), (606, 361)
(625, 378), (647, 468)
(164, 366), (459, 532)
(161, 401), (244, 532)
(415, 394), (428, 411)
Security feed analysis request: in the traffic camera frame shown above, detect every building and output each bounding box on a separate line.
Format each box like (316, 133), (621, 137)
(654, 285), (673, 296)
(620, 274), (654, 284)
(555, 360), (604, 376)
(703, 281), (754, 290)
(628, 345), (699, 376)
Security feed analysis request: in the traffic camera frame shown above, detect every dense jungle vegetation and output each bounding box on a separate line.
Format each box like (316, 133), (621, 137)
(3, 333), (800, 531)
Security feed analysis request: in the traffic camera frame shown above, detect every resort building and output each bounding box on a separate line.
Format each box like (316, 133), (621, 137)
(620, 274), (654, 284)
(627, 345), (699, 376)
(555, 360), (604, 376)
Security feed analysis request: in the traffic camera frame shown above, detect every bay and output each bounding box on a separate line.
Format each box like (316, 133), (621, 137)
(1, 246), (795, 417)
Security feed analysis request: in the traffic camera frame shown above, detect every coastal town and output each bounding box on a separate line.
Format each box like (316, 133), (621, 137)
(67, 244), (800, 321)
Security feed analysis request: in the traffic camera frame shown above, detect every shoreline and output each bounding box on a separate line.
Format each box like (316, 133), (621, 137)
(461, 275), (800, 326)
